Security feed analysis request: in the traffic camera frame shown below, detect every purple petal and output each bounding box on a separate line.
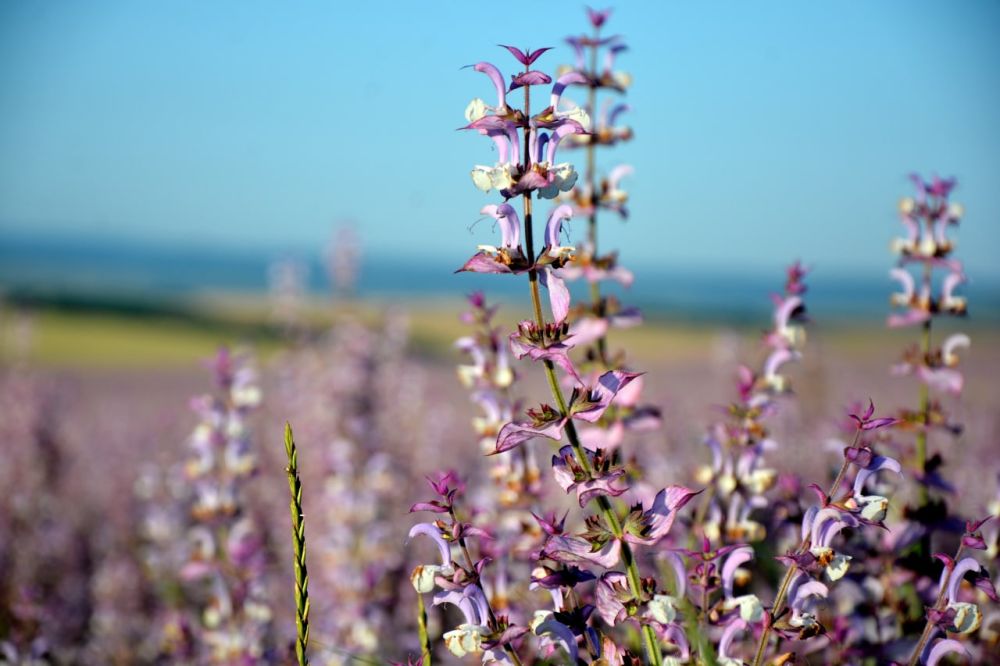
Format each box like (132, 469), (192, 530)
(509, 70), (552, 91)
(544, 204), (574, 248)
(498, 44), (528, 65)
(526, 47), (552, 65)
(773, 296), (802, 336)
(625, 486), (699, 546)
(572, 370), (642, 423)
(607, 103), (630, 127)
(853, 454), (902, 496)
(607, 163), (633, 190)
(947, 557), (984, 604)
(539, 266), (571, 324)
(811, 507), (858, 548)
(466, 114), (509, 132)
(564, 36), (585, 70)
(602, 42), (627, 75)
(179, 560), (216, 581)
(409, 501), (450, 514)
(587, 7), (612, 28)
(469, 61), (507, 109)
(550, 71), (588, 110)
(763, 347), (799, 380)
(717, 619), (749, 660)
(860, 417), (898, 431)
(408, 523), (452, 567)
(456, 251), (513, 274)
(493, 417), (566, 454)
(942, 270), (966, 302)
(661, 550), (688, 598)
(722, 545), (755, 599)
(925, 638), (969, 666)
(534, 618), (579, 662)
(433, 585), (485, 626)
(788, 575), (828, 609)
(595, 572), (629, 626)
(544, 534), (621, 568)
(484, 129), (511, 164)
(916, 367), (964, 395)
(551, 445), (628, 506)
(480, 203), (521, 249)
(577, 475), (626, 506)
(976, 573), (1000, 602)
(888, 308), (931, 328)
(546, 120), (586, 164)
(516, 169), (551, 192)
(563, 317), (610, 348)
(508, 333), (582, 384)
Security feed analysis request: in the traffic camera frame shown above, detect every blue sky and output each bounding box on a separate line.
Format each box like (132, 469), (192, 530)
(1, 1), (999, 281)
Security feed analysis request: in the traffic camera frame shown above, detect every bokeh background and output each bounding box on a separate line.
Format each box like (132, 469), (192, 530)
(1, 1), (999, 663)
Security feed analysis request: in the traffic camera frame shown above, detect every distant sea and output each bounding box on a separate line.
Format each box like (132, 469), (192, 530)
(2, 231), (998, 324)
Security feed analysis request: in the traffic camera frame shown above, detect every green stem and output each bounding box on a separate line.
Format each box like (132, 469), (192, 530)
(915, 317), (932, 507)
(750, 431), (860, 666)
(906, 544), (965, 666)
(449, 506), (523, 666)
(416, 592), (432, 666)
(522, 197), (661, 666)
(284, 423), (310, 666)
(521, 75), (659, 665)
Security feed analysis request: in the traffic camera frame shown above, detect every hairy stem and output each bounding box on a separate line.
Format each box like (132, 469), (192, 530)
(284, 423), (310, 666)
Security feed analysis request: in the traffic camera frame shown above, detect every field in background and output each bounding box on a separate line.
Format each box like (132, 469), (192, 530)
(3, 293), (997, 508)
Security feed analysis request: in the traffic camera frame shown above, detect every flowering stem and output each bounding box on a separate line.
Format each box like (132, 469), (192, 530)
(416, 592), (432, 666)
(586, 32), (610, 369)
(906, 544), (965, 666)
(284, 422), (310, 666)
(750, 430), (860, 666)
(915, 317), (932, 507)
(519, 77), (658, 665)
(448, 506), (523, 666)
(521, 196), (661, 666)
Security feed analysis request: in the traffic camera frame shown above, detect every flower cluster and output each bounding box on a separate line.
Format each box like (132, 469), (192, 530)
(409, 471), (523, 662)
(693, 262), (809, 546)
(174, 347), (274, 663)
(410, 8), (1000, 665)
(276, 309), (423, 663)
(464, 57), (587, 200)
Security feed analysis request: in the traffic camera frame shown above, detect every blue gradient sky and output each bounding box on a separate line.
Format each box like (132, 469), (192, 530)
(1, 1), (998, 281)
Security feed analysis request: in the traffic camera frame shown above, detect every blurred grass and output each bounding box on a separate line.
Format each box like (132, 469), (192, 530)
(2, 293), (996, 369)
(1, 299), (716, 368)
(3, 309), (281, 368)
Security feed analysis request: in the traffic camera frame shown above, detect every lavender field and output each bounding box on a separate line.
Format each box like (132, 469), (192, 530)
(3, 3), (1000, 665)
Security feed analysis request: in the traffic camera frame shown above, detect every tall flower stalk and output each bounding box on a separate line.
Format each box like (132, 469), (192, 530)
(691, 262), (809, 547)
(517, 57), (662, 666)
(452, 18), (695, 663)
(750, 404), (901, 665)
(888, 174), (968, 514)
(562, 7), (635, 369)
(176, 347), (274, 663)
(905, 517), (998, 665)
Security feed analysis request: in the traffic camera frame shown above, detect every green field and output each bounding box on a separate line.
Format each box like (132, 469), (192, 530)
(2, 295), (995, 369)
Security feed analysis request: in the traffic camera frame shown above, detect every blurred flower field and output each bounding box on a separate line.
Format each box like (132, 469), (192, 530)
(2, 4), (1000, 666)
